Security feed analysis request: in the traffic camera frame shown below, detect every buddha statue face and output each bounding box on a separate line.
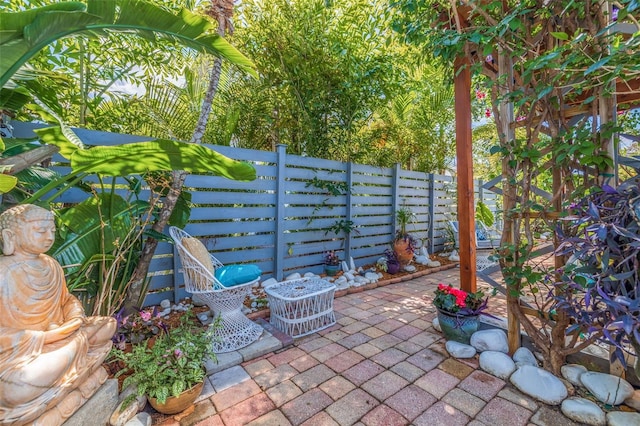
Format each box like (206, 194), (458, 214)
(0, 205), (56, 256)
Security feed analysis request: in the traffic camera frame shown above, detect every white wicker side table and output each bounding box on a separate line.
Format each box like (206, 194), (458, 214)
(265, 278), (336, 338)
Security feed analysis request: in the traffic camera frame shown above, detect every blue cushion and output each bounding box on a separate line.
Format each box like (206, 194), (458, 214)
(476, 229), (487, 241)
(215, 264), (262, 287)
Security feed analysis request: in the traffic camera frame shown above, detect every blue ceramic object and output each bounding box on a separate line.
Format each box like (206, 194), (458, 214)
(324, 264), (340, 276)
(437, 308), (479, 344)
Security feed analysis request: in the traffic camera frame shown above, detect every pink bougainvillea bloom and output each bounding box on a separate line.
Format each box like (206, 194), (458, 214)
(485, 108), (491, 118)
(139, 310), (152, 321)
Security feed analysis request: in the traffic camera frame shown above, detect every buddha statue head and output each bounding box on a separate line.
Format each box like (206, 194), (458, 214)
(0, 204), (56, 257)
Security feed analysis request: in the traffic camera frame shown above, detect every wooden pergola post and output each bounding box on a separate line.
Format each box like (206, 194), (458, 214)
(454, 56), (476, 293)
(497, 50), (520, 353)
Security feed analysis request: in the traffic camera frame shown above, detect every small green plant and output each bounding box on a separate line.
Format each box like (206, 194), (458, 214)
(324, 250), (340, 266)
(305, 177), (349, 196)
(395, 205), (415, 238)
(325, 219), (358, 236)
(111, 311), (216, 405)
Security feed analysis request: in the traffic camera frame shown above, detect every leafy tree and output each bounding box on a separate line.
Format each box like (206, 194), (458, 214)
(392, 0), (640, 373)
(1, 0), (258, 311)
(224, 0), (402, 159)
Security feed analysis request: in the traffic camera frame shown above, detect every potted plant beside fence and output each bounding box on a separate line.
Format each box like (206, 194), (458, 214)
(112, 311), (216, 415)
(393, 206), (418, 267)
(324, 250), (341, 276)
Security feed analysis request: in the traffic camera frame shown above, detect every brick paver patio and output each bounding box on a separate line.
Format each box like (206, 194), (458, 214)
(154, 266), (580, 426)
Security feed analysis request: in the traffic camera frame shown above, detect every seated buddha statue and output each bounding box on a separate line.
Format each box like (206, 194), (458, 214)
(0, 204), (116, 426)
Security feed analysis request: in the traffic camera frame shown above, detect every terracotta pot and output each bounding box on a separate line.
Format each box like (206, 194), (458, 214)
(393, 239), (414, 266)
(148, 381), (204, 415)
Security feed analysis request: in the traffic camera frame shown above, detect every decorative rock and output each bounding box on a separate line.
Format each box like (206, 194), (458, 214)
(561, 364), (588, 387)
(197, 313), (209, 323)
(404, 264), (417, 272)
(354, 276), (369, 285)
(160, 299), (171, 309)
(427, 260), (441, 267)
(420, 247), (430, 257)
(335, 276), (348, 285)
(159, 308), (171, 317)
(191, 294), (206, 306)
(261, 277), (278, 288)
(345, 272), (355, 281)
(365, 272), (379, 282)
(624, 389), (640, 411)
(580, 372), (634, 406)
(432, 317), (441, 332)
(470, 329), (509, 353)
(110, 385), (146, 426)
(445, 340), (476, 358)
(510, 365), (568, 405)
(349, 257), (356, 271)
(285, 272), (302, 281)
(303, 272), (316, 277)
(479, 351), (516, 380)
(124, 412), (152, 426)
(513, 347), (538, 368)
(342, 261), (350, 273)
(415, 255), (429, 265)
(560, 398), (606, 426)
(607, 411), (640, 426)
(448, 250), (460, 262)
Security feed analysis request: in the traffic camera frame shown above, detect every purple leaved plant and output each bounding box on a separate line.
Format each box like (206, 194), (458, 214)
(555, 179), (640, 366)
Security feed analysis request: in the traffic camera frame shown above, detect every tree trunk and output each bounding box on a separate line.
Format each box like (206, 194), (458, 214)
(123, 13), (229, 310)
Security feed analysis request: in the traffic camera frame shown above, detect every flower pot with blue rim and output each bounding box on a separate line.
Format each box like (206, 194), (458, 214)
(324, 264), (340, 276)
(436, 308), (479, 344)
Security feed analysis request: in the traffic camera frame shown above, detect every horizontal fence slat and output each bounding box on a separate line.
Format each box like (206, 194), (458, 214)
(11, 122), (502, 308)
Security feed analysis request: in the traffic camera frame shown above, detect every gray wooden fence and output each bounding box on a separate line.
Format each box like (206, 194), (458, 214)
(11, 123), (499, 306)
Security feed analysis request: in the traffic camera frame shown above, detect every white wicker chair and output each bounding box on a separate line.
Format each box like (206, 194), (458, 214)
(169, 226), (263, 353)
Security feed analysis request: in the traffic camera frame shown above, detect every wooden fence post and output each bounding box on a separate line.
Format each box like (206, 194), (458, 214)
(274, 144), (287, 281)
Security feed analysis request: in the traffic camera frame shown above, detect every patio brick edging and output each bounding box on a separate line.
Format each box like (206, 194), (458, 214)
(247, 263), (459, 321)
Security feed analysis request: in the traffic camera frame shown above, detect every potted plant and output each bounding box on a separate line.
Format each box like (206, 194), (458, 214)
(111, 307), (168, 350)
(433, 283), (488, 344)
(323, 250), (341, 276)
(111, 311), (216, 414)
(393, 206), (418, 266)
(377, 248), (401, 274)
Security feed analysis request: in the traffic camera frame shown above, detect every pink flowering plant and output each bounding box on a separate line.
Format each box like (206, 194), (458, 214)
(112, 307), (168, 349)
(433, 283), (489, 315)
(111, 311), (216, 404)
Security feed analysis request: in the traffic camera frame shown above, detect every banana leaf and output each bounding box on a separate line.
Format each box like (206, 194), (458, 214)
(51, 193), (149, 276)
(0, 0), (256, 88)
(0, 174), (18, 194)
(34, 126), (256, 180)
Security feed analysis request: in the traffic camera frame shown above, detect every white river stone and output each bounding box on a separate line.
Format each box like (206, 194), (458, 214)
(512, 347), (538, 367)
(606, 411), (640, 426)
(580, 371), (634, 406)
(479, 351), (516, 380)
(560, 364), (588, 387)
(432, 317), (441, 333)
(470, 329), (509, 353)
(560, 397), (605, 426)
(510, 365), (567, 405)
(445, 340), (476, 358)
